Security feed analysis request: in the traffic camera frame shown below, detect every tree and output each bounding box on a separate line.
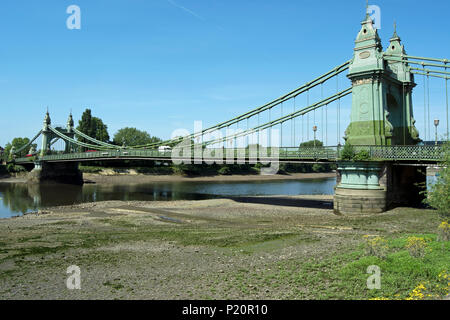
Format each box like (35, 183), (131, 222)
(299, 140), (324, 148)
(425, 142), (450, 218)
(113, 127), (161, 147)
(91, 117), (110, 143)
(76, 109), (110, 150)
(4, 137), (37, 159)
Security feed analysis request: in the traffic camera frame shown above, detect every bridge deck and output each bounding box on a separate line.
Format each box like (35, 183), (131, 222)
(13, 145), (445, 165)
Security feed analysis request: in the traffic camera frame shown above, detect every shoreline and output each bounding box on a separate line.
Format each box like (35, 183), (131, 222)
(0, 172), (336, 185)
(84, 172), (336, 184)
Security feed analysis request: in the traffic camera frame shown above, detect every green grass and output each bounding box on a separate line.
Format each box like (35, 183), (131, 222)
(206, 233), (449, 300)
(337, 234), (449, 299)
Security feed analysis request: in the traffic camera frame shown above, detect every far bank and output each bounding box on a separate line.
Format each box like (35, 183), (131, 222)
(82, 172), (336, 185)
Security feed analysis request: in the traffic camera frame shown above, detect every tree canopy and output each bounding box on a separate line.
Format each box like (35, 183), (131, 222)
(299, 140), (324, 148)
(425, 142), (450, 218)
(4, 137), (37, 159)
(76, 109), (110, 149)
(113, 127), (161, 147)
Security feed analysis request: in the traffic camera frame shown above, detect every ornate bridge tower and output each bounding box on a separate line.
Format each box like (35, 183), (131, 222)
(40, 111), (52, 157)
(29, 112), (82, 185)
(344, 15), (419, 146)
(334, 14), (425, 215)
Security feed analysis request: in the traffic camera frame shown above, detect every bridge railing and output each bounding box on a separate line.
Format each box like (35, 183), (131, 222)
(12, 145), (445, 164)
(352, 145), (445, 161)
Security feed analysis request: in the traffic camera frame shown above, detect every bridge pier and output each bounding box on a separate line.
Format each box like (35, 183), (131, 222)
(333, 161), (426, 215)
(27, 161), (83, 185)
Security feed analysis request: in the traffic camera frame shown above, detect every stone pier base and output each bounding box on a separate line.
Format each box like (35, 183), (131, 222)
(334, 188), (387, 214)
(27, 162), (83, 185)
(333, 161), (426, 215)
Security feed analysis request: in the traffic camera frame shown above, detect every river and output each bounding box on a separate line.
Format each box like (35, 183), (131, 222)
(0, 175), (439, 219)
(0, 177), (336, 218)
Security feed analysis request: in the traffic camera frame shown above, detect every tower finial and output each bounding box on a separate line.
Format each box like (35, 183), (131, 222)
(391, 20), (400, 39)
(365, 0), (371, 20)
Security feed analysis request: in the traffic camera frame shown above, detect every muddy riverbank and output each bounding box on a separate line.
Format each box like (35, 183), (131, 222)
(0, 195), (444, 300)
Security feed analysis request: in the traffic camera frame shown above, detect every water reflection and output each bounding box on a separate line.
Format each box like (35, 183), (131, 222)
(0, 178), (337, 218)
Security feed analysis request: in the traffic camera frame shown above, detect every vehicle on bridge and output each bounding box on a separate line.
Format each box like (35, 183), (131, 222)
(158, 146), (172, 152)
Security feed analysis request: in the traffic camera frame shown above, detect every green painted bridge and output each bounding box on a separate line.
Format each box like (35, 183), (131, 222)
(7, 9), (449, 214)
(14, 144), (445, 164)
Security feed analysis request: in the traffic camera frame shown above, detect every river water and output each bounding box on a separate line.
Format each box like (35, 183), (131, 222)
(0, 175), (438, 219)
(0, 178), (336, 219)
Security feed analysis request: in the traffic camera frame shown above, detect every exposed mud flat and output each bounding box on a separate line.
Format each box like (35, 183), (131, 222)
(0, 196), (441, 299)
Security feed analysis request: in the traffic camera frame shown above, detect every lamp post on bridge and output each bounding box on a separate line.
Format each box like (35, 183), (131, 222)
(434, 119), (439, 146)
(313, 125), (317, 159)
(313, 126), (317, 148)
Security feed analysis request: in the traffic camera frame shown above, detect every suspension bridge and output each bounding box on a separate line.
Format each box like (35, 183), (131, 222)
(8, 12), (449, 214)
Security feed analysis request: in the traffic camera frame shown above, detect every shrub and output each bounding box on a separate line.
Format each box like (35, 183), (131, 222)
(405, 237), (431, 259)
(353, 150), (371, 161)
(218, 166), (231, 175)
(405, 274), (449, 300)
(437, 221), (450, 242)
(363, 235), (388, 259)
(6, 164), (26, 173)
(424, 142), (450, 218)
(340, 143), (355, 161)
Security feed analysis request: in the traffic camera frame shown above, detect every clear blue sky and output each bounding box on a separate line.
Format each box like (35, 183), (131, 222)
(1, 0), (449, 147)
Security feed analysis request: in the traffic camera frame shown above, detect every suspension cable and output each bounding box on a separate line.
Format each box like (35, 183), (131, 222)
(48, 126), (113, 150)
(72, 127), (119, 149)
(202, 88), (352, 146)
(131, 61), (351, 149)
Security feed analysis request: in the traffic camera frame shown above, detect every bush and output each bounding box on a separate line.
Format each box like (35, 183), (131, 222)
(353, 150), (371, 161)
(6, 164), (26, 173)
(437, 221), (450, 242)
(218, 166), (231, 175)
(405, 237), (431, 259)
(363, 235), (388, 259)
(340, 143), (355, 160)
(424, 142), (449, 218)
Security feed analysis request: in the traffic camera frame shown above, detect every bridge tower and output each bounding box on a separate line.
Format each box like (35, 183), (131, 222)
(344, 15), (419, 145)
(334, 13), (425, 215)
(65, 113), (75, 153)
(40, 111), (52, 157)
(28, 111), (83, 185)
